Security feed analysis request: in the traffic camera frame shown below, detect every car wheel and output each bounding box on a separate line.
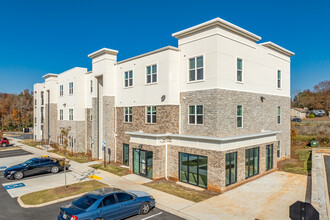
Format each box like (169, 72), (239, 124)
(14, 171), (24, 180)
(51, 166), (59, 174)
(140, 202), (151, 215)
(2, 143), (6, 147)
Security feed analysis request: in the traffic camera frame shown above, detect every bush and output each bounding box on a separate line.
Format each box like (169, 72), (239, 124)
(308, 113), (315, 118)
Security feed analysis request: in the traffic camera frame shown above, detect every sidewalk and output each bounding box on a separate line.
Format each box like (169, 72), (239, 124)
(12, 138), (197, 220)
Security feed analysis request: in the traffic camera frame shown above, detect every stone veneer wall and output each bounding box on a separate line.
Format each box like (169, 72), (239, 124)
(44, 103), (57, 143)
(103, 96), (115, 161)
(116, 105), (179, 164)
(57, 120), (86, 153)
(85, 108), (92, 153)
(92, 97), (99, 158)
(128, 143), (166, 179)
(180, 89), (291, 158)
(167, 142), (277, 192)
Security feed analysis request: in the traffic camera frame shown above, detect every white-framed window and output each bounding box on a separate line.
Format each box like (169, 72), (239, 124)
(90, 109), (92, 121)
(146, 64), (157, 84)
(277, 70), (281, 89)
(69, 109), (73, 121)
(124, 70), (133, 87)
(59, 133), (63, 145)
(146, 106), (156, 123)
(277, 141), (281, 158)
(90, 136), (93, 149)
(59, 109), (63, 120)
(69, 82), (73, 95)
(189, 56), (204, 82)
(124, 107), (132, 123)
(237, 58), (243, 82)
(69, 136), (74, 148)
(90, 80), (93, 93)
(237, 105), (243, 128)
(41, 92), (44, 105)
(277, 106), (281, 124)
(189, 105), (203, 124)
(59, 85), (63, 96)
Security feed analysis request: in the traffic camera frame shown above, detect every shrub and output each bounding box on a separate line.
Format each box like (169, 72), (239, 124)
(308, 113), (315, 118)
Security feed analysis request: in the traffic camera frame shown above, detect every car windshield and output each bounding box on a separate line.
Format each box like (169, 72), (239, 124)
(72, 195), (97, 210)
(20, 158), (37, 166)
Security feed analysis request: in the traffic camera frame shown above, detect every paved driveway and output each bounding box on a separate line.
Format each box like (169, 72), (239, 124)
(180, 171), (307, 220)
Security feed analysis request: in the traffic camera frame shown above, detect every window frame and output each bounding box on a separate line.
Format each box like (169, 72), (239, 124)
(69, 109), (73, 121)
(266, 144), (274, 171)
(277, 106), (281, 125)
(59, 109), (63, 120)
(59, 85), (63, 97)
(69, 82), (73, 95)
(146, 106), (156, 124)
(277, 70), (281, 89)
(237, 105), (243, 128)
(245, 147), (259, 179)
(124, 70), (134, 88)
(188, 105), (204, 125)
(145, 64), (158, 85)
(225, 152), (237, 186)
(90, 80), (93, 93)
(188, 55), (204, 83)
(124, 107), (132, 123)
(236, 57), (243, 83)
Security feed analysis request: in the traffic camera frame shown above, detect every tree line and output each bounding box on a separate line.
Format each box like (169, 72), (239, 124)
(0, 89), (34, 131)
(292, 80), (330, 113)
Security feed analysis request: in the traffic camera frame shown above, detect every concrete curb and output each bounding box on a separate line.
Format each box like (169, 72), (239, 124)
(156, 203), (198, 220)
(17, 193), (85, 208)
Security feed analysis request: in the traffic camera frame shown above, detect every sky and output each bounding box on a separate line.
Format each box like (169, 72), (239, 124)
(0, 0), (329, 97)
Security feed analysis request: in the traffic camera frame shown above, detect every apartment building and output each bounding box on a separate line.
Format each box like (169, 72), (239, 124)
(34, 18), (294, 192)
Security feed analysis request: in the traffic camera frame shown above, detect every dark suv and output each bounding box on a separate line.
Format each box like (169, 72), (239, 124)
(4, 157), (66, 180)
(291, 118), (302, 122)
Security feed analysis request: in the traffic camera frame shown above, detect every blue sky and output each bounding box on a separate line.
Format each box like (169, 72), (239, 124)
(0, 0), (329, 97)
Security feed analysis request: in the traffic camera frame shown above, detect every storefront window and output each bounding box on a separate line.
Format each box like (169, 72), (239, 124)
(179, 153), (207, 188)
(245, 147), (259, 179)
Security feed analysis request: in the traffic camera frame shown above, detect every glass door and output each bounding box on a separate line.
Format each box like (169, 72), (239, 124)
(123, 144), (129, 166)
(139, 151), (147, 176)
(133, 149), (139, 174)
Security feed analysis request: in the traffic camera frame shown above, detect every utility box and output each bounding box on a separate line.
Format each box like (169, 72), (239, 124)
(311, 140), (320, 148)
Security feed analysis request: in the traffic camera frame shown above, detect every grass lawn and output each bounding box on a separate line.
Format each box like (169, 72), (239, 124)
(20, 180), (108, 205)
(144, 180), (218, 203)
(52, 151), (93, 163)
(90, 163), (129, 177)
(18, 139), (40, 148)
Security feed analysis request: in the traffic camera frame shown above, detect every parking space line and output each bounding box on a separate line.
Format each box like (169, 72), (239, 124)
(141, 212), (163, 220)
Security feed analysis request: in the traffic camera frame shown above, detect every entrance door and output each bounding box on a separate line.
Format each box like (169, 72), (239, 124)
(133, 149), (153, 179)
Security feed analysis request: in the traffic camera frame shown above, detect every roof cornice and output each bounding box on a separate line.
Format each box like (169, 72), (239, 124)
(116, 46), (179, 65)
(172, 18), (261, 42)
(42, 73), (58, 79)
(259, 41), (295, 57)
(88, 48), (118, 59)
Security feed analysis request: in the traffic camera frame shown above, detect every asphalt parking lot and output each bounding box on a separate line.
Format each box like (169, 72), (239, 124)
(0, 148), (183, 220)
(5, 132), (33, 140)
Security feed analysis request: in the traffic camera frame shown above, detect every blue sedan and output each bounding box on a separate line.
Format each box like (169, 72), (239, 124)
(58, 187), (155, 220)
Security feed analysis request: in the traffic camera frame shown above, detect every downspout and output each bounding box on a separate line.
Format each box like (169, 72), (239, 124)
(165, 140), (168, 180)
(114, 105), (117, 163)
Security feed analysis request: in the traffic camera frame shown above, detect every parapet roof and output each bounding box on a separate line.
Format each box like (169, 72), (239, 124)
(42, 73), (58, 79)
(88, 48), (118, 59)
(259, 41), (295, 57)
(172, 17), (262, 42)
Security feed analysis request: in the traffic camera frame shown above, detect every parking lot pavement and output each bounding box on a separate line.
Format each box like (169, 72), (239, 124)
(0, 149), (32, 158)
(5, 132), (33, 140)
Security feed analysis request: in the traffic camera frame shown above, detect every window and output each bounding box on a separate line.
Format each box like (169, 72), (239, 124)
(277, 106), (281, 124)
(41, 92), (44, 105)
(245, 147), (259, 178)
(69, 136), (74, 148)
(277, 141), (281, 158)
(189, 105), (203, 124)
(90, 137), (93, 149)
(35, 99), (37, 106)
(69, 82), (73, 94)
(146, 64), (157, 84)
(116, 193), (133, 203)
(59, 85), (63, 96)
(123, 144), (129, 166)
(59, 134), (63, 145)
(124, 107), (132, 123)
(277, 70), (281, 89)
(59, 109), (63, 120)
(72, 195), (97, 210)
(69, 109), (73, 120)
(237, 105), (243, 128)
(237, 58), (243, 82)
(34, 117), (37, 124)
(179, 153), (207, 188)
(99, 195), (116, 208)
(40, 159), (51, 165)
(41, 107), (44, 123)
(226, 152), (237, 186)
(189, 56), (204, 81)
(146, 106), (156, 124)
(89, 109), (92, 121)
(90, 80), (93, 93)
(266, 144), (274, 171)
(124, 70), (133, 87)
